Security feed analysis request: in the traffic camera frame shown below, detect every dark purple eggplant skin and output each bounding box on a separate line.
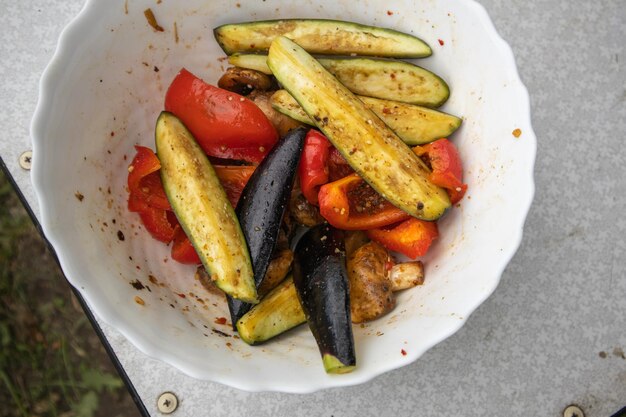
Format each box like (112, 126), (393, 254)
(227, 127), (308, 328)
(292, 224), (356, 371)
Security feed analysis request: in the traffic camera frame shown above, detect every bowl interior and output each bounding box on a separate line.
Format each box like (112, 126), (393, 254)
(32, 0), (535, 392)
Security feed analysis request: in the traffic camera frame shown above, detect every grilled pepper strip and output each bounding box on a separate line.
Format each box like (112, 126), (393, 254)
(367, 218), (439, 259)
(171, 226), (201, 265)
(127, 146), (171, 211)
(318, 174), (411, 230)
(213, 165), (256, 208)
(413, 139), (467, 204)
(298, 130), (332, 205)
(127, 146), (175, 242)
(137, 206), (176, 243)
(164, 68), (278, 163)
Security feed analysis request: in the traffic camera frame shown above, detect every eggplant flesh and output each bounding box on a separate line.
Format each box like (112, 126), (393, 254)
(292, 224), (356, 374)
(227, 127), (308, 328)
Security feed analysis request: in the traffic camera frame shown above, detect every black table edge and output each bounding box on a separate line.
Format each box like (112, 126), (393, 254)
(0, 155), (151, 417)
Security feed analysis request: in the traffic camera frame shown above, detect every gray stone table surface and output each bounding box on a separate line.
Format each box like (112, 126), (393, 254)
(1, 0), (625, 416)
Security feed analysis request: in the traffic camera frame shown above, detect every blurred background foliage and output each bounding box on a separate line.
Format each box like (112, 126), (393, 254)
(0, 170), (139, 417)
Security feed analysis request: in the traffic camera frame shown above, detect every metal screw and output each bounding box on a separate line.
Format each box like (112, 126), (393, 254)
(19, 151), (32, 170)
(157, 392), (178, 414)
(563, 405), (585, 417)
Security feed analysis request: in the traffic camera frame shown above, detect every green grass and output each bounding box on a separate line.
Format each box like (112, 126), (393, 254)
(0, 170), (137, 417)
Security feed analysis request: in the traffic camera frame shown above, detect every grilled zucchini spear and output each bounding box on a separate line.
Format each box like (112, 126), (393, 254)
(215, 19), (431, 58)
(267, 36), (451, 220)
(229, 55), (449, 107)
(271, 90), (462, 145)
(156, 112), (256, 303)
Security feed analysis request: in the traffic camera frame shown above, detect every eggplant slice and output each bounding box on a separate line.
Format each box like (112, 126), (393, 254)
(227, 127), (307, 328)
(292, 224), (356, 374)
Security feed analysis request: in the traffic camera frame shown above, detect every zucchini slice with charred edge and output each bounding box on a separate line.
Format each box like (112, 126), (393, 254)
(236, 276), (306, 345)
(292, 224), (355, 374)
(228, 54), (273, 74)
(270, 90), (462, 145)
(227, 127), (307, 327)
(268, 36), (451, 220)
(156, 112), (256, 303)
(215, 19), (431, 58)
(230, 55), (449, 107)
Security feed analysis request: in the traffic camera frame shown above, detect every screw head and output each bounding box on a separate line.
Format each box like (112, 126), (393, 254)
(157, 392), (178, 414)
(563, 405), (585, 417)
(19, 151), (32, 170)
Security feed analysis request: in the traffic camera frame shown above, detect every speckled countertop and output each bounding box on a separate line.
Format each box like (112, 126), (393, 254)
(1, 0), (625, 416)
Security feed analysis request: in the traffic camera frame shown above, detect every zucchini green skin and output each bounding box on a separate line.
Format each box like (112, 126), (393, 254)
(214, 19), (431, 58)
(268, 36), (451, 221)
(227, 127), (307, 328)
(228, 54), (273, 75)
(321, 58), (449, 107)
(229, 55), (448, 106)
(155, 112), (256, 303)
(236, 276), (306, 345)
(292, 224), (355, 374)
(271, 90), (462, 145)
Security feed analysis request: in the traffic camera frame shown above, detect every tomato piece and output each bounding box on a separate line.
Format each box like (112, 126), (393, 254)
(138, 206), (176, 243)
(367, 218), (439, 259)
(318, 173), (410, 230)
(164, 68), (278, 163)
(413, 139), (467, 204)
(298, 130), (332, 205)
(171, 226), (201, 264)
(213, 165), (255, 207)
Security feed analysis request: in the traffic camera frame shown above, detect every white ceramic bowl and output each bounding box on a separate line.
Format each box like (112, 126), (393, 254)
(31, 0), (535, 392)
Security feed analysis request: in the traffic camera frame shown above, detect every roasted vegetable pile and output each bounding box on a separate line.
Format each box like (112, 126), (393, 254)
(126, 19), (467, 374)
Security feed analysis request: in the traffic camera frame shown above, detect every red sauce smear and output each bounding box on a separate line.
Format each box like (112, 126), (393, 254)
(214, 317), (228, 325)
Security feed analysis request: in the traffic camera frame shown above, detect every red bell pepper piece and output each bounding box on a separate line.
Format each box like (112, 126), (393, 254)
(127, 146), (171, 211)
(213, 165), (256, 208)
(164, 68), (278, 163)
(327, 148), (354, 182)
(171, 226), (201, 264)
(298, 130), (332, 205)
(413, 138), (467, 204)
(137, 172), (171, 210)
(126, 146), (177, 244)
(318, 173), (411, 230)
(128, 188), (149, 212)
(367, 218), (439, 259)
(138, 206), (176, 243)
